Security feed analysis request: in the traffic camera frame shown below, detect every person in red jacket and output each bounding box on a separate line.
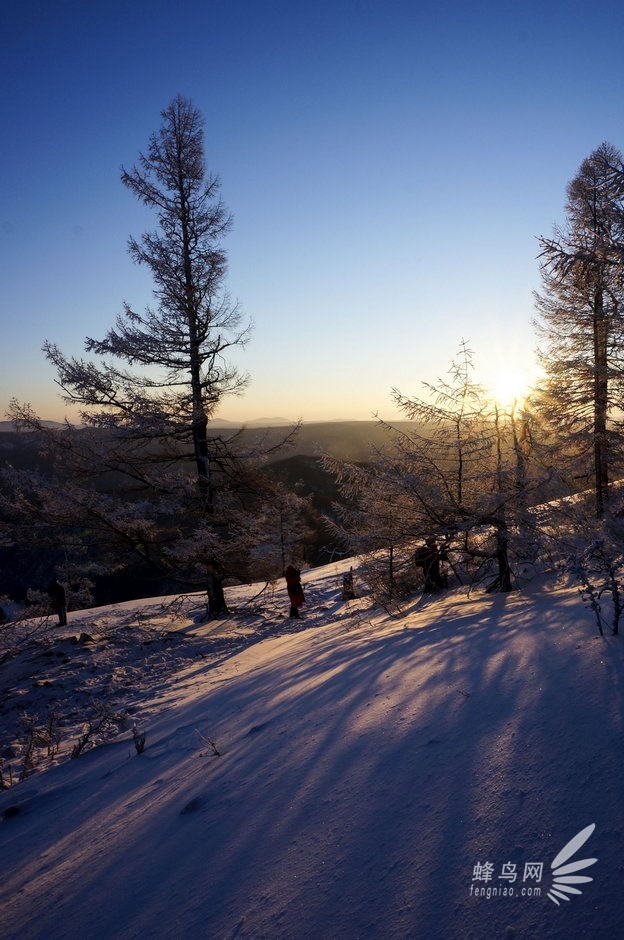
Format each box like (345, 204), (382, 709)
(284, 564), (305, 618)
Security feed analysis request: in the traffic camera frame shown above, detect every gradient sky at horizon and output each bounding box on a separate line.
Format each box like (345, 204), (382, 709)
(3, 0), (624, 424)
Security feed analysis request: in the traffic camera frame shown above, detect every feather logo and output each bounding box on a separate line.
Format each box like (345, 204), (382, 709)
(547, 823), (597, 905)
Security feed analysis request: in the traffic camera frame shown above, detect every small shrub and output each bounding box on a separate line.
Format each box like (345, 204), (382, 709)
(0, 759), (15, 791)
(568, 539), (624, 636)
(132, 724), (146, 754)
(13, 706), (62, 782)
(195, 729), (221, 757)
(71, 699), (128, 759)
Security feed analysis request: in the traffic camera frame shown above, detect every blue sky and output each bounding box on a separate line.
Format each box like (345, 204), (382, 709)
(3, 0), (624, 424)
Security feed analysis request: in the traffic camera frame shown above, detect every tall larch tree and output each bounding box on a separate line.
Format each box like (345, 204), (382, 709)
(534, 142), (624, 518)
(45, 95), (251, 510)
(6, 97), (297, 598)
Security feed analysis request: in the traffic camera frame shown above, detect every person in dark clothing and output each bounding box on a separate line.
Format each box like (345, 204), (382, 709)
(284, 564), (305, 618)
(206, 560), (230, 620)
(342, 567), (356, 600)
(48, 578), (67, 626)
(414, 539), (446, 593)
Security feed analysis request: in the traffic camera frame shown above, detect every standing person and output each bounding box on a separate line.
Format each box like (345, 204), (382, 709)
(284, 564), (305, 619)
(48, 578), (67, 626)
(342, 566), (356, 600)
(414, 539), (445, 593)
(206, 560), (229, 620)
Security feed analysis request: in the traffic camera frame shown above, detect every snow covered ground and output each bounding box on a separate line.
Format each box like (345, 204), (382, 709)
(1, 560), (623, 939)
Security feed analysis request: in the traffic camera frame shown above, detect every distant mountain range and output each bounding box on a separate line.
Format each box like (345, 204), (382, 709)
(211, 417), (294, 427)
(0, 418), (414, 462)
(0, 420), (66, 432)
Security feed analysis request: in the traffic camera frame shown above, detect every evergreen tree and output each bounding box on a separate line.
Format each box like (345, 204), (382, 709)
(45, 95), (251, 507)
(326, 343), (547, 598)
(534, 142), (624, 518)
(247, 487), (315, 582)
(325, 456), (414, 606)
(5, 97), (297, 598)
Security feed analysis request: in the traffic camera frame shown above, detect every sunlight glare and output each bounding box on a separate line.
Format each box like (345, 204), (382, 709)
(490, 368), (530, 409)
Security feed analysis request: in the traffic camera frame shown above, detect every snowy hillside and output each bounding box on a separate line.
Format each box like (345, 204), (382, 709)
(1, 561), (623, 940)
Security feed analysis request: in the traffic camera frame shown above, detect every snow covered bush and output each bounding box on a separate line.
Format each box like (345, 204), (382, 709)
(71, 699), (129, 759)
(568, 538), (624, 636)
(0, 608), (58, 666)
(0, 706), (64, 788)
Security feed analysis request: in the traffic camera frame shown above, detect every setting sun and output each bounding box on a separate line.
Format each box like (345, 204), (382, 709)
(490, 367), (532, 409)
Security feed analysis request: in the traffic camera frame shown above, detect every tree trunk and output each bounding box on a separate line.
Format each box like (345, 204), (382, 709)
(176, 147), (213, 514)
(593, 287), (609, 519)
(496, 525), (513, 592)
(388, 543), (394, 598)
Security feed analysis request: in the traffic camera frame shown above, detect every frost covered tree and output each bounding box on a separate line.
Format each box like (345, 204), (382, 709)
(246, 487), (315, 582)
(323, 452), (412, 606)
(386, 342), (519, 592)
(5, 97), (296, 597)
(46, 95), (251, 509)
(327, 343), (547, 597)
(534, 142), (624, 518)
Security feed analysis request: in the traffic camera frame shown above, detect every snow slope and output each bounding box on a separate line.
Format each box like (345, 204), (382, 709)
(1, 562), (623, 940)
